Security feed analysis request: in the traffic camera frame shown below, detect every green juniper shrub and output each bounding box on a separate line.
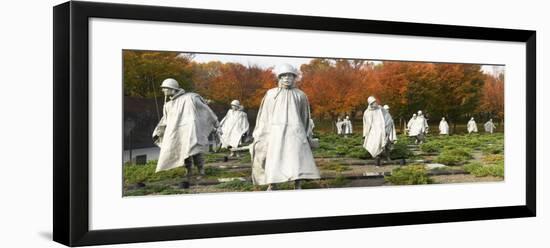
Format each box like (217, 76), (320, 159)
(435, 147), (473, 165)
(464, 162), (504, 178)
(482, 154), (504, 164)
(420, 141), (442, 153)
(389, 142), (413, 159)
(385, 164), (433, 185)
(334, 145), (349, 156)
(347, 146), (372, 159)
(482, 146), (502, 155)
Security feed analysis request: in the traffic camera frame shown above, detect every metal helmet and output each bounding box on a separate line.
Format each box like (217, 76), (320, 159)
(276, 63), (299, 78)
(231, 99), (241, 107)
(160, 78), (180, 90)
(383, 105), (390, 110)
(367, 96), (377, 104)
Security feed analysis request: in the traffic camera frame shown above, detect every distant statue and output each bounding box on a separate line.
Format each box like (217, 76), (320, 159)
(336, 117), (344, 135)
(382, 105), (397, 144)
(484, 119), (496, 134)
(250, 64), (320, 190)
(342, 115), (353, 136)
(218, 100), (250, 157)
(439, 117), (449, 135)
(152, 78), (219, 187)
(406, 113), (417, 136)
(409, 111), (428, 144)
(308, 118), (315, 137)
(467, 117), (478, 134)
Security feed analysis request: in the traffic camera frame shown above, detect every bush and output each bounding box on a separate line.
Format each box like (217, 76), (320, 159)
(464, 162), (504, 178)
(483, 154), (504, 164)
(347, 147), (372, 159)
(482, 145), (503, 155)
(420, 142), (442, 153)
(435, 148), (473, 165)
(385, 165), (432, 185)
(390, 142), (413, 159)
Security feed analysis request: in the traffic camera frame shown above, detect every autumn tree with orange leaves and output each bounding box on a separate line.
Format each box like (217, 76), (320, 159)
(191, 62), (276, 109)
(123, 50), (503, 134)
(477, 73), (505, 121)
(300, 59), (377, 119)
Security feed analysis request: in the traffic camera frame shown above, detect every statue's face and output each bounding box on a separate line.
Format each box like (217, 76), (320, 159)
(370, 101), (378, 108)
(162, 88), (176, 96)
(279, 73), (296, 88)
(231, 105), (239, 110)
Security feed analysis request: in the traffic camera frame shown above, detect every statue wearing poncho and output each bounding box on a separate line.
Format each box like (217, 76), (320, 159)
(152, 79), (219, 173)
(219, 100), (249, 150)
(382, 105), (397, 145)
(362, 96), (387, 159)
(439, 117), (449, 135)
(406, 114), (417, 136)
(467, 117), (478, 134)
(342, 116), (353, 135)
(484, 119), (496, 134)
(410, 111), (428, 144)
(336, 118), (344, 135)
(250, 64), (320, 189)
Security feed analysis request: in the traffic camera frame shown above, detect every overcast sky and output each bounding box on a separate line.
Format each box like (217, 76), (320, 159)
(190, 53), (504, 75)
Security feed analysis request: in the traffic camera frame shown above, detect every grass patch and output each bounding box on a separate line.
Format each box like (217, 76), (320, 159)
(303, 176), (351, 188)
(326, 175), (351, 187)
(213, 179), (255, 191)
(238, 153), (252, 163)
(124, 161), (186, 185)
(319, 162), (351, 172)
(124, 184), (179, 196)
(385, 164), (433, 185)
(203, 167), (249, 179)
(203, 152), (228, 163)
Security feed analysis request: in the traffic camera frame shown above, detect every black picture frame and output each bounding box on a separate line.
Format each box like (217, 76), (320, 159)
(53, 1), (536, 246)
